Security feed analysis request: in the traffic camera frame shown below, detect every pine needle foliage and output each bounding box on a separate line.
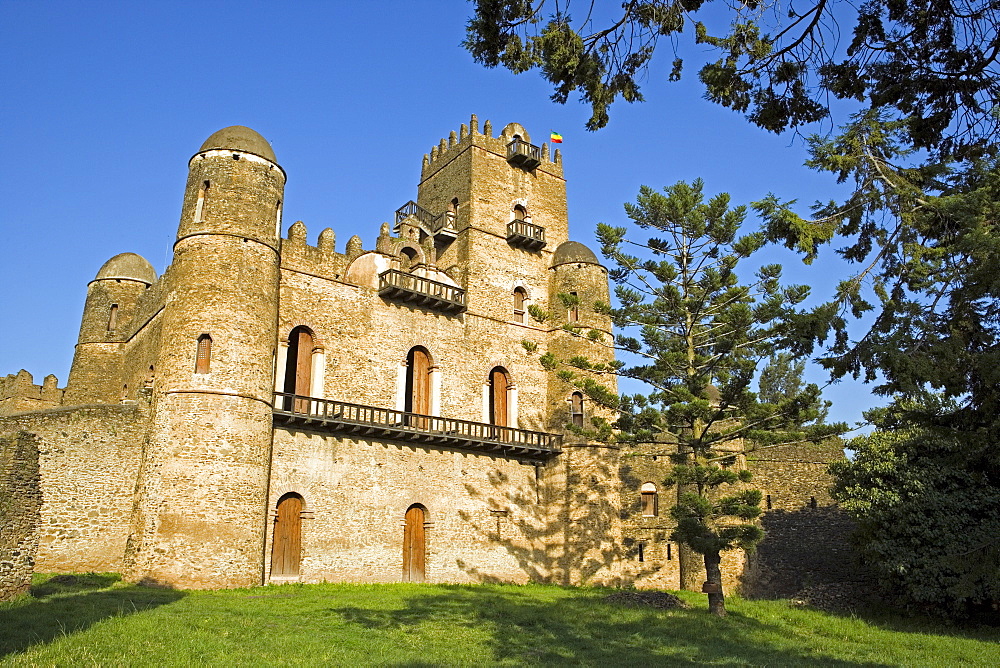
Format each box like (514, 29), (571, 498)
(553, 179), (845, 615)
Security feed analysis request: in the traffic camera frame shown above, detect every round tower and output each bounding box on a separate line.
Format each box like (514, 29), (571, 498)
(545, 240), (622, 584)
(64, 253), (157, 405)
(126, 126), (284, 588)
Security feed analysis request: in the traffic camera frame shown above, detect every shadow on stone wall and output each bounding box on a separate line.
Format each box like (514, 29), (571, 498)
(0, 573), (185, 658)
(0, 431), (41, 602)
(742, 506), (869, 601)
(453, 448), (664, 587)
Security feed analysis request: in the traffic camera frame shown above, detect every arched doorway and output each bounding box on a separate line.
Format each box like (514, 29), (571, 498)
(270, 493), (304, 580)
(405, 347), (431, 428)
(283, 326), (314, 412)
(489, 367), (511, 439)
(403, 504), (426, 582)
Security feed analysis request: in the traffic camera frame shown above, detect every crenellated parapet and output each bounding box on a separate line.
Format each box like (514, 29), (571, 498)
(280, 220), (349, 282)
(421, 113), (563, 182)
(0, 370), (64, 417)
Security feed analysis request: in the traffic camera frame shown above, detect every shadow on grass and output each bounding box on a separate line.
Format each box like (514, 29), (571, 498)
(334, 584), (891, 666)
(0, 573), (185, 658)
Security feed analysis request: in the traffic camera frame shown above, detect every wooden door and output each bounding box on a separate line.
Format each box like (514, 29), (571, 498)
(406, 348), (430, 428)
(270, 494), (303, 578)
(293, 329), (313, 413)
(490, 368), (509, 427)
(403, 505), (425, 582)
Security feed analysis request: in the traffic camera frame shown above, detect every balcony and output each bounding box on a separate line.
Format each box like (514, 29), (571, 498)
(506, 219), (546, 250)
(506, 139), (541, 171)
(394, 201), (457, 241)
(273, 394), (562, 460)
(378, 269), (466, 313)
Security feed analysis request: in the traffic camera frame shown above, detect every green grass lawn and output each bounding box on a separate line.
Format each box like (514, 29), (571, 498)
(1, 574), (997, 666)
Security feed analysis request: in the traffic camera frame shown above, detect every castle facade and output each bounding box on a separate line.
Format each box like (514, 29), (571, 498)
(0, 117), (845, 595)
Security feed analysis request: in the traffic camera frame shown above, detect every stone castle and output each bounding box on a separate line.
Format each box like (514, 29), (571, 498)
(0, 117), (846, 597)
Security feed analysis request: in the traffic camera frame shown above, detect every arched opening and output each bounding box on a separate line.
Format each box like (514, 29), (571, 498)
(107, 304), (119, 331)
(512, 287), (527, 323)
(283, 326), (315, 412)
(403, 504), (426, 582)
(513, 204), (527, 221)
(195, 334), (212, 374)
(144, 365), (155, 388)
(641, 482), (658, 517)
(570, 391), (584, 428)
(400, 247), (418, 273)
(405, 346), (431, 428)
(489, 367), (511, 428)
(194, 180), (209, 222)
(270, 492), (304, 580)
(568, 291), (580, 322)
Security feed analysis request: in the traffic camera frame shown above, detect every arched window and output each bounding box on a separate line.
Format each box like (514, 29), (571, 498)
(641, 482), (658, 517)
(107, 304), (119, 331)
(513, 204), (527, 221)
(195, 334), (212, 374)
(144, 365), (155, 388)
(512, 287), (526, 323)
(447, 197), (459, 224)
(283, 326), (314, 412)
(405, 347), (431, 426)
(195, 180), (209, 222)
(489, 367), (511, 427)
(570, 391), (584, 428)
(120, 384), (128, 401)
(403, 504), (426, 582)
(270, 492), (304, 580)
(568, 291), (580, 322)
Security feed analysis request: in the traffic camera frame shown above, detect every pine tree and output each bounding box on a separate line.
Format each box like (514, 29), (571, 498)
(544, 180), (844, 615)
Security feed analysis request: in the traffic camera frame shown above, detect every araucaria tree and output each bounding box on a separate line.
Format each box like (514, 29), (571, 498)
(552, 180), (842, 616)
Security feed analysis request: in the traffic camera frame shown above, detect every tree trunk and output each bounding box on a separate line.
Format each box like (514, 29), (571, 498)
(704, 550), (726, 616)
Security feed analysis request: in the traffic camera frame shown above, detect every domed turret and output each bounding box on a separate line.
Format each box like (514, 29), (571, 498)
(552, 240), (601, 267)
(94, 252), (157, 285)
(198, 125), (276, 163)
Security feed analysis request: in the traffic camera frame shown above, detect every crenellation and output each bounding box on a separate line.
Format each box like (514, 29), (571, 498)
(0, 117), (843, 596)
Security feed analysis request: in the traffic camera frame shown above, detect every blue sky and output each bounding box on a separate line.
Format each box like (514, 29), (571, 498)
(0, 1), (880, 431)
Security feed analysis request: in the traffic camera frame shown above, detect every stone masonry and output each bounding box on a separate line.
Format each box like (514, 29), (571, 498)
(0, 117), (848, 594)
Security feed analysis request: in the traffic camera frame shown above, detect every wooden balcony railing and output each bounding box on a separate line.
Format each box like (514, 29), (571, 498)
(506, 219), (546, 249)
(273, 393), (562, 460)
(395, 201), (441, 230)
(378, 269), (466, 312)
(506, 139), (541, 170)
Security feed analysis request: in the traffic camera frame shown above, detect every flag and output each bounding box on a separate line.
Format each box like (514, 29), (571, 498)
(550, 131), (563, 143)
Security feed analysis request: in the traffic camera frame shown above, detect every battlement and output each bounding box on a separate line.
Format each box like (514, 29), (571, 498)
(280, 220), (350, 282)
(0, 370), (64, 417)
(421, 114), (562, 179)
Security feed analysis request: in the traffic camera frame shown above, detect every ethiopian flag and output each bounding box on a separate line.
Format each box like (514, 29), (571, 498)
(550, 131), (563, 143)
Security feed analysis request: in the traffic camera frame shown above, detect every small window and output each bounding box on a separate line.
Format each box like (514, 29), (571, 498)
(512, 287), (526, 323)
(448, 197), (459, 216)
(513, 204), (527, 221)
(667, 543), (672, 560)
(195, 334), (212, 374)
(195, 181), (209, 222)
(568, 291), (579, 322)
(570, 391), (584, 428)
(638, 542), (645, 563)
(641, 482), (658, 517)
(107, 304), (119, 331)
(120, 384), (128, 401)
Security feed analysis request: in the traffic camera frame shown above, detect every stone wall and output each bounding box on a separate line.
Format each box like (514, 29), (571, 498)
(268, 428), (554, 584)
(0, 431), (41, 601)
(743, 440), (859, 598)
(0, 404), (147, 573)
(0, 370), (63, 417)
